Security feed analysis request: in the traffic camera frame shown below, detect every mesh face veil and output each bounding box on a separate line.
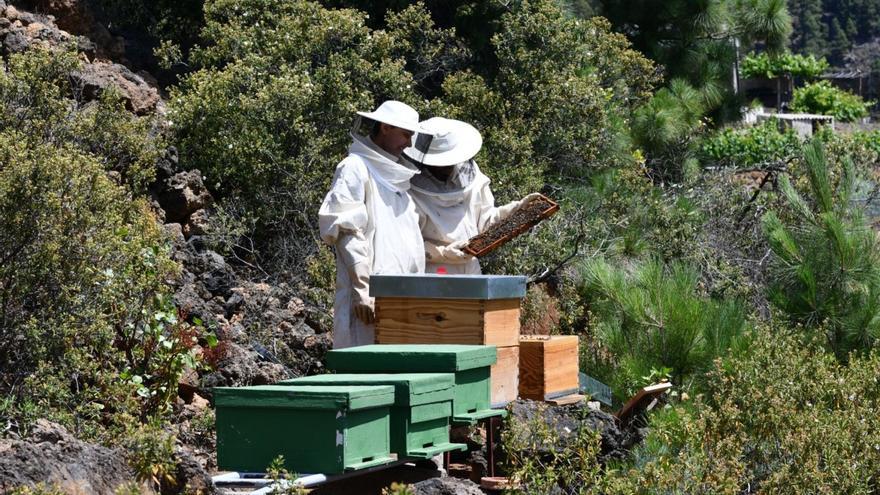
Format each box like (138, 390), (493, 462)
(411, 132), (434, 165)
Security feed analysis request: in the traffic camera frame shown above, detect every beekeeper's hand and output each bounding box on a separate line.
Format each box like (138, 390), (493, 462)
(425, 240), (473, 264)
(349, 262), (375, 324)
(497, 192), (543, 220)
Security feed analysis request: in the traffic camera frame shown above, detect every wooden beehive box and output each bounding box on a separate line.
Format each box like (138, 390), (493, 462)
(519, 335), (580, 401)
(326, 344), (504, 425)
(279, 373), (466, 459)
(370, 275), (526, 407)
(371, 275), (526, 347)
(214, 385), (396, 474)
(491, 345), (519, 407)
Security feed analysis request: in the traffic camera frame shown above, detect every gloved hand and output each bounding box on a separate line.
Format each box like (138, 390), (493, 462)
(425, 240), (473, 264)
(336, 232), (375, 325)
(349, 261), (375, 325)
(496, 192), (543, 220)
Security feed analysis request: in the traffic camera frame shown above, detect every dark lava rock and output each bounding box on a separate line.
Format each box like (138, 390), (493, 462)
(0, 419), (136, 493)
(409, 477), (484, 495)
(506, 399), (645, 463)
(154, 169), (214, 224)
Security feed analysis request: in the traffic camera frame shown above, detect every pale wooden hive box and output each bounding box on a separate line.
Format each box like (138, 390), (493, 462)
(518, 335), (580, 401)
(371, 274), (526, 407)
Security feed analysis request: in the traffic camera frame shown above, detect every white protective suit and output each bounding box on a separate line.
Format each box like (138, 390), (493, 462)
(409, 159), (517, 275)
(319, 134), (425, 348)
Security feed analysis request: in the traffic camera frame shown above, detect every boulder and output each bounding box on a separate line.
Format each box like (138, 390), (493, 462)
(409, 477), (484, 495)
(506, 399), (645, 463)
(155, 170), (214, 224)
(0, 420), (137, 493)
(71, 61), (160, 114)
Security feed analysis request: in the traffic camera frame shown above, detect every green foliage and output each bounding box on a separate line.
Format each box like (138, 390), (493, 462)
(502, 403), (605, 494)
(631, 79), (707, 181)
(789, 81), (873, 122)
(0, 47), (162, 192)
(123, 422), (178, 491)
(580, 258), (750, 399)
(602, 328), (880, 493)
(740, 51), (829, 79)
(702, 119), (803, 167)
(763, 139), (880, 359)
(265, 455), (309, 494)
(602, 0), (791, 118)
(0, 47), (197, 442)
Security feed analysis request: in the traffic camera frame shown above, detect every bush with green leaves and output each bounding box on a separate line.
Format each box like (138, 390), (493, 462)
(763, 139), (880, 359)
(0, 131), (202, 441)
(0, 47), (163, 191)
(740, 51), (829, 79)
(789, 80), (873, 122)
(701, 118), (803, 168)
(502, 403), (605, 494)
(600, 327), (880, 493)
(579, 258), (750, 400)
(0, 46), (201, 444)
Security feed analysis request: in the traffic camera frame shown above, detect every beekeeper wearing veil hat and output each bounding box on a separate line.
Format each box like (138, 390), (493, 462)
(319, 100), (430, 348)
(404, 117), (541, 275)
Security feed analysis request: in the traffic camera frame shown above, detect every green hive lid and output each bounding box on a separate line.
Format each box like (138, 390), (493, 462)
(326, 345), (497, 372)
(213, 384), (395, 411)
(277, 373), (454, 406)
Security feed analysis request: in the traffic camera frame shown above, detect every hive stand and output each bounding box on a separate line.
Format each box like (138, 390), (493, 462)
(370, 274), (526, 407)
(214, 385), (396, 474)
(278, 373), (466, 459)
(326, 344), (503, 425)
(518, 335), (580, 401)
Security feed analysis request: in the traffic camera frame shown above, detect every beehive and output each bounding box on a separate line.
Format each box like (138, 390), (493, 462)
(326, 344), (503, 424)
(491, 345), (520, 407)
(279, 373), (465, 459)
(214, 385), (395, 474)
(518, 335), (580, 401)
(370, 275), (525, 406)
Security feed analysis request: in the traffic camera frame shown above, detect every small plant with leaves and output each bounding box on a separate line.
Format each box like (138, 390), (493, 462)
(790, 81), (873, 122)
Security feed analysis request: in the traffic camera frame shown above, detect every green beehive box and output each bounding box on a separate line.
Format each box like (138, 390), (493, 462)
(214, 385), (395, 474)
(326, 344), (504, 425)
(278, 373), (466, 459)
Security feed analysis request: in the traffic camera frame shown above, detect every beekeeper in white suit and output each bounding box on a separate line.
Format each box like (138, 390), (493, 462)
(404, 117), (541, 274)
(319, 101), (427, 348)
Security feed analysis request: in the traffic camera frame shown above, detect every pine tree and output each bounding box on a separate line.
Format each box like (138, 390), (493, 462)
(829, 17), (851, 65)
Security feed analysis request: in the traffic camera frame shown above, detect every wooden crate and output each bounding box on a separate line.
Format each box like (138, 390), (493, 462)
(375, 297), (520, 347)
(490, 345), (519, 407)
(519, 335), (579, 401)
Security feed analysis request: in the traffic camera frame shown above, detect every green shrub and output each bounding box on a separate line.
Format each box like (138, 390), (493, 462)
(0, 47), (162, 192)
(0, 130), (201, 440)
(701, 119), (803, 168)
(763, 139), (880, 359)
(790, 81), (872, 122)
(740, 51), (829, 79)
(502, 403), (605, 494)
(601, 327), (880, 493)
(579, 258), (750, 400)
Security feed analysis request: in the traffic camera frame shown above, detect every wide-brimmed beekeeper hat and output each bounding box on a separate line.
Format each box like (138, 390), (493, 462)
(403, 117), (483, 167)
(356, 100), (421, 133)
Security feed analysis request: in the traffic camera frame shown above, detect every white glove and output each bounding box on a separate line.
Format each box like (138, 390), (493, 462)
(348, 261), (375, 324)
(496, 192), (543, 221)
(425, 240), (473, 264)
